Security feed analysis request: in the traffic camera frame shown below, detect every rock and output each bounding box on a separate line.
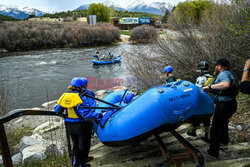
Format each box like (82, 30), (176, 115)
(32, 121), (63, 135)
(22, 144), (47, 164)
(41, 100), (57, 109)
(113, 86), (127, 91)
(14, 118), (23, 124)
(19, 136), (45, 153)
(228, 126), (236, 130)
(44, 144), (60, 157)
(22, 143), (59, 164)
(12, 153), (22, 165)
(236, 125), (243, 131)
(95, 90), (109, 100)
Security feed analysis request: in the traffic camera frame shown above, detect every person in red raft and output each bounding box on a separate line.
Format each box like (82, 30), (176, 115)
(54, 77), (103, 167)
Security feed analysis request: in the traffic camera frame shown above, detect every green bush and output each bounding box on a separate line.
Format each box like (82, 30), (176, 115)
(172, 0), (214, 26)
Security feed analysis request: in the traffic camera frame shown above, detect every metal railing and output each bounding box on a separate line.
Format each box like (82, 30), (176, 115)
(0, 109), (71, 167)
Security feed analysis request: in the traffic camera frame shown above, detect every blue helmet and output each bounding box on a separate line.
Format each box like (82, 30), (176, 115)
(80, 77), (88, 87)
(164, 66), (173, 73)
(70, 77), (85, 88)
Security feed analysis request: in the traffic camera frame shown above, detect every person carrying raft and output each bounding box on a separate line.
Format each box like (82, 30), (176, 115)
(54, 77), (103, 167)
(187, 61), (214, 142)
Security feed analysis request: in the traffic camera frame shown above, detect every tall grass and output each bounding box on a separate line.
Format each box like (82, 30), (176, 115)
(0, 22), (120, 51)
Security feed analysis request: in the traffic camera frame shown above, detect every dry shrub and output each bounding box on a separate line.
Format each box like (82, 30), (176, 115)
(129, 25), (158, 44)
(0, 22), (120, 51)
(125, 1), (249, 89)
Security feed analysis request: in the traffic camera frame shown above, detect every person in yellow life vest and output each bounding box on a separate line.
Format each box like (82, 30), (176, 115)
(187, 61), (213, 142)
(54, 77), (102, 167)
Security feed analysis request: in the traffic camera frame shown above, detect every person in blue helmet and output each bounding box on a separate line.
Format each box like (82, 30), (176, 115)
(164, 65), (179, 83)
(54, 77), (102, 167)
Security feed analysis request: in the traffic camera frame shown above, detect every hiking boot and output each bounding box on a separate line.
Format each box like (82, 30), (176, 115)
(207, 150), (218, 159)
(72, 156), (80, 167)
(80, 163), (91, 167)
(187, 130), (197, 137)
(220, 143), (228, 150)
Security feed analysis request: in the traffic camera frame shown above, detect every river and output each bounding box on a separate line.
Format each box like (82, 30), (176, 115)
(0, 44), (133, 111)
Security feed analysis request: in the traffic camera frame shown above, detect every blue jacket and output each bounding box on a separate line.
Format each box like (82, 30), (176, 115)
(54, 90), (101, 122)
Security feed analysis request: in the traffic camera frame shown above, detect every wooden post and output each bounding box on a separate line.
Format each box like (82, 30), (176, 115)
(0, 122), (13, 167)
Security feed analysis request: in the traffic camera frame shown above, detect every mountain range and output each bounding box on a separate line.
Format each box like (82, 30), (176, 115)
(0, 5), (45, 19)
(76, 0), (173, 15)
(0, 0), (172, 19)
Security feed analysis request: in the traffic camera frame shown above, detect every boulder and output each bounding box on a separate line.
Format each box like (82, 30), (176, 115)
(22, 143), (59, 164)
(22, 144), (46, 164)
(32, 120), (64, 135)
(41, 100), (57, 110)
(19, 136), (45, 153)
(12, 153), (22, 165)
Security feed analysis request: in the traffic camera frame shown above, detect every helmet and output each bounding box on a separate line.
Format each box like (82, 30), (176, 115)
(80, 77), (88, 87)
(70, 77), (85, 88)
(164, 66), (173, 73)
(214, 58), (229, 67)
(197, 61), (209, 70)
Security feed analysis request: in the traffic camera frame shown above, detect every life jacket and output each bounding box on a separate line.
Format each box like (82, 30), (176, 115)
(57, 92), (83, 119)
(166, 75), (180, 83)
(204, 74), (214, 86)
(211, 71), (239, 98)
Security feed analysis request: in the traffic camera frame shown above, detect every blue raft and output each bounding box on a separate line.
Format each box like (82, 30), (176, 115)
(95, 81), (214, 146)
(92, 56), (121, 65)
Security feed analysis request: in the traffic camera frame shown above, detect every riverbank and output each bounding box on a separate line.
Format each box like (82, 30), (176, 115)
(0, 21), (120, 52)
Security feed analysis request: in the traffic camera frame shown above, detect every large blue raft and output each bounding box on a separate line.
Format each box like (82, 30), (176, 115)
(95, 81), (214, 146)
(92, 56), (121, 65)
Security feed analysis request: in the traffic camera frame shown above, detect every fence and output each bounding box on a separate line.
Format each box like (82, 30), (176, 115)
(0, 109), (71, 167)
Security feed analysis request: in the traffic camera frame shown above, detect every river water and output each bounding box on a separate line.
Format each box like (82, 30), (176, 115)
(0, 44), (133, 111)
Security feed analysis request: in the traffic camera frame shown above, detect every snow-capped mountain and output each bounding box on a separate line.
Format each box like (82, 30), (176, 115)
(76, 0), (172, 15)
(0, 5), (45, 19)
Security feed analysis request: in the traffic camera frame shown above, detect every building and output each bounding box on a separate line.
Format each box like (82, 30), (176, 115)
(110, 17), (156, 30)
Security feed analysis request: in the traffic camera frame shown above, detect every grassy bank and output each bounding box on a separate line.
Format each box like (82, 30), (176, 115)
(0, 21), (120, 52)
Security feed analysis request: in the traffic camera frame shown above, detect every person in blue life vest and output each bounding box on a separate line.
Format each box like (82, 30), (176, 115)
(187, 61), (213, 142)
(54, 77), (103, 167)
(164, 65), (179, 83)
(203, 58), (238, 158)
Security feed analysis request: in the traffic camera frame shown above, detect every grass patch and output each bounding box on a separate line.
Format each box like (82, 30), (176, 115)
(22, 152), (71, 167)
(120, 30), (131, 36)
(6, 126), (34, 154)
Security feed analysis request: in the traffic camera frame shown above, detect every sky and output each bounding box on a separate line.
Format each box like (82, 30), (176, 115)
(0, 0), (185, 12)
